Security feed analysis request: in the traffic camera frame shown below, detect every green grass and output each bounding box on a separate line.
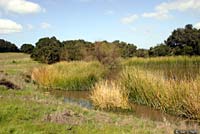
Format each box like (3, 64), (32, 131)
(0, 53), (41, 75)
(0, 86), (168, 134)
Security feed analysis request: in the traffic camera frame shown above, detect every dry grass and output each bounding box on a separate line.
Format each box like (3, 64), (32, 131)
(90, 81), (130, 110)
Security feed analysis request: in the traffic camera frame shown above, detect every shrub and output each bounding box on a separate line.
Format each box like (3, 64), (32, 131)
(20, 44), (34, 54)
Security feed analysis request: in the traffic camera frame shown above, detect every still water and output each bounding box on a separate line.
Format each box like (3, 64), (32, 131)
(48, 90), (200, 127)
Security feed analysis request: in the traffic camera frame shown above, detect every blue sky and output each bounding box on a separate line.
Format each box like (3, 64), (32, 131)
(0, 0), (200, 48)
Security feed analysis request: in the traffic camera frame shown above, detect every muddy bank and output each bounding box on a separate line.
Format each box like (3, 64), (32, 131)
(0, 79), (20, 90)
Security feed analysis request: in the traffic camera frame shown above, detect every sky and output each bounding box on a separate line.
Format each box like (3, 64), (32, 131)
(0, 0), (200, 48)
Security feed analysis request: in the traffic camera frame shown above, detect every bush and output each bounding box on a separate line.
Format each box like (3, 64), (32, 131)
(20, 44), (34, 54)
(0, 39), (19, 52)
(31, 37), (63, 64)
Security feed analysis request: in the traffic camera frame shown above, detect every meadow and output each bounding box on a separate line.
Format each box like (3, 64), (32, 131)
(0, 53), (199, 133)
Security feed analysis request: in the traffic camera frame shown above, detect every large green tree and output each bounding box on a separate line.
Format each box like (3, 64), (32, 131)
(20, 44), (34, 54)
(165, 24), (200, 55)
(149, 44), (171, 56)
(31, 37), (63, 64)
(0, 39), (19, 52)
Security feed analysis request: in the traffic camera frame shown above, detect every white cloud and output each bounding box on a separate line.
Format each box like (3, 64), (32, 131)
(142, 10), (170, 20)
(0, 19), (22, 34)
(142, 0), (200, 20)
(156, 0), (200, 12)
(40, 22), (51, 29)
(121, 14), (138, 24)
(0, 0), (44, 14)
(194, 22), (200, 29)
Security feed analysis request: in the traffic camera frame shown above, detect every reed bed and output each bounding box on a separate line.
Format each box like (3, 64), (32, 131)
(90, 81), (130, 110)
(122, 56), (200, 80)
(31, 61), (105, 90)
(120, 67), (200, 119)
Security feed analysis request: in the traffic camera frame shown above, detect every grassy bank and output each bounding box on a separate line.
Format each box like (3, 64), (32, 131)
(32, 61), (105, 90)
(0, 86), (171, 134)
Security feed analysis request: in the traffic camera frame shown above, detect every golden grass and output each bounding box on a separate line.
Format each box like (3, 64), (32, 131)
(31, 61), (105, 90)
(90, 81), (130, 110)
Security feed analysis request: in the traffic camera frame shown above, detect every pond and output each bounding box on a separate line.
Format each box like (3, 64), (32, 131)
(48, 90), (200, 127)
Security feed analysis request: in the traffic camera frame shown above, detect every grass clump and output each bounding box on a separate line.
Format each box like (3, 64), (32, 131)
(32, 61), (105, 90)
(90, 81), (130, 110)
(120, 67), (200, 119)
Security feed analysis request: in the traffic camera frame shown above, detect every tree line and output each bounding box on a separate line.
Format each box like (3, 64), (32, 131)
(0, 24), (200, 64)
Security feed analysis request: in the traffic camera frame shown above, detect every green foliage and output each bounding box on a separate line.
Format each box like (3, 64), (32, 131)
(135, 49), (149, 57)
(112, 40), (137, 58)
(149, 44), (171, 57)
(31, 37), (63, 64)
(20, 44), (34, 54)
(165, 24), (200, 55)
(31, 37), (138, 64)
(62, 39), (94, 61)
(0, 39), (19, 52)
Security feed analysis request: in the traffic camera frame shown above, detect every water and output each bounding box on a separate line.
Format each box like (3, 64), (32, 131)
(48, 90), (200, 127)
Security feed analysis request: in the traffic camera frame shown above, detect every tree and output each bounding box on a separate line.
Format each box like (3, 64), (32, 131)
(31, 37), (63, 64)
(93, 41), (120, 69)
(149, 44), (171, 56)
(20, 44), (34, 54)
(165, 24), (200, 55)
(113, 40), (137, 58)
(135, 49), (149, 57)
(0, 39), (19, 52)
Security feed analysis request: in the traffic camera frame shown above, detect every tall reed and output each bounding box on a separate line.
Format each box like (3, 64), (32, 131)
(122, 56), (200, 80)
(120, 67), (200, 119)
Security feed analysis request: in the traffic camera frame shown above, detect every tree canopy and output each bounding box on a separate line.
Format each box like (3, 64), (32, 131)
(1, 24), (200, 62)
(165, 24), (200, 55)
(20, 44), (34, 54)
(0, 39), (19, 52)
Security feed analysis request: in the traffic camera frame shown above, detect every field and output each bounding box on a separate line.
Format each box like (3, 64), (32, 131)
(0, 53), (199, 134)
